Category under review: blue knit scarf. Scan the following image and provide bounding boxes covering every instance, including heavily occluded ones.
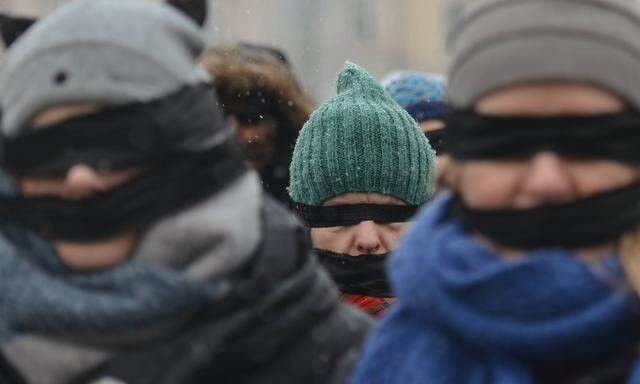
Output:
[351,195,640,384]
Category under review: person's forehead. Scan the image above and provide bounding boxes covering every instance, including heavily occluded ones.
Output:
[475,83,626,116]
[30,103,100,128]
[324,193,406,206]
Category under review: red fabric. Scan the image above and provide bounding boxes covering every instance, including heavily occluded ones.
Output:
[339,293,396,317]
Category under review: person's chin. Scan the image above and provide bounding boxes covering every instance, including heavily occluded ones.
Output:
[53,232,138,271]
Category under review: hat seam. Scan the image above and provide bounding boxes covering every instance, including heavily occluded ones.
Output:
[351,96,364,194]
[325,102,341,200]
[316,104,334,203]
[404,114,421,204]
[306,109,322,205]
[363,91,385,194]
[406,114,425,204]
[387,103,411,202]
[379,105,403,199]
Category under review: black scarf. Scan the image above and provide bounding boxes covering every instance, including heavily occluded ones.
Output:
[451,180,640,249]
[315,249,392,297]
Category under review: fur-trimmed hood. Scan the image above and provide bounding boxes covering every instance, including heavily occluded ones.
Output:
[201,44,314,129]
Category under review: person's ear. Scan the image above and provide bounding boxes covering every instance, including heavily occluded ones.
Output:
[0,14,36,48]
[166,0,207,27]
[440,157,461,191]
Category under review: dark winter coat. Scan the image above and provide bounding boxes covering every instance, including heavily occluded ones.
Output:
[0,197,373,384]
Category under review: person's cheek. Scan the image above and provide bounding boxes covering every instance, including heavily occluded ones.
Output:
[391,222,409,240]
[382,223,408,251]
[459,161,524,209]
[310,227,352,254]
[568,160,639,197]
[19,177,65,197]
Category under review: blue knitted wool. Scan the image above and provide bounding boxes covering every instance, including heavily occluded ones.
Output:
[382,71,446,122]
[351,195,640,384]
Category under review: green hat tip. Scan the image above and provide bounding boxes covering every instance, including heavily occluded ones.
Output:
[336,61,385,97]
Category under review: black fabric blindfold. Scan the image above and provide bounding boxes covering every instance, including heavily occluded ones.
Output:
[293,203,419,228]
[0,138,247,242]
[3,83,225,176]
[445,110,640,163]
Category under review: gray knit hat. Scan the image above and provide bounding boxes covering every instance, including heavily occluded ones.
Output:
[448,0,640,109]
[0,0,208,138]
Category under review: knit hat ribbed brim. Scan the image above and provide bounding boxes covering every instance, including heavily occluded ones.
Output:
[288,62,436,206]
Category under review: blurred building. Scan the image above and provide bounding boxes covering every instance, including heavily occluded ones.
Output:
[210,0,469,100]
[0,0,468,100]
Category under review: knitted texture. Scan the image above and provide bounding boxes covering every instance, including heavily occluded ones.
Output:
[289,62,435,206]
[382,71,446,121]
[351,195,640,384]
[447,0,640,109]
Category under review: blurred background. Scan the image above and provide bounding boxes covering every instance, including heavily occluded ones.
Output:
[0,0,467,101]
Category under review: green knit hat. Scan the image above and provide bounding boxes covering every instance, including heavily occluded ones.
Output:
[288,61,436,206]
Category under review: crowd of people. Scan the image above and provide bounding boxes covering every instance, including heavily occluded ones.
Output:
[0,0,640,383]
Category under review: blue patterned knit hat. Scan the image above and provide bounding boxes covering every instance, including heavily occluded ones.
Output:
[382,71,446,122]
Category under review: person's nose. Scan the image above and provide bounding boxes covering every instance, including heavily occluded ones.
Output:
[353,220,383,255]
[518,152,575,206]
[62,164,106,200]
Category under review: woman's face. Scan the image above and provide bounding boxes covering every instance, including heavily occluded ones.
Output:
[310,193,409,256]
[454,83,639,256]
